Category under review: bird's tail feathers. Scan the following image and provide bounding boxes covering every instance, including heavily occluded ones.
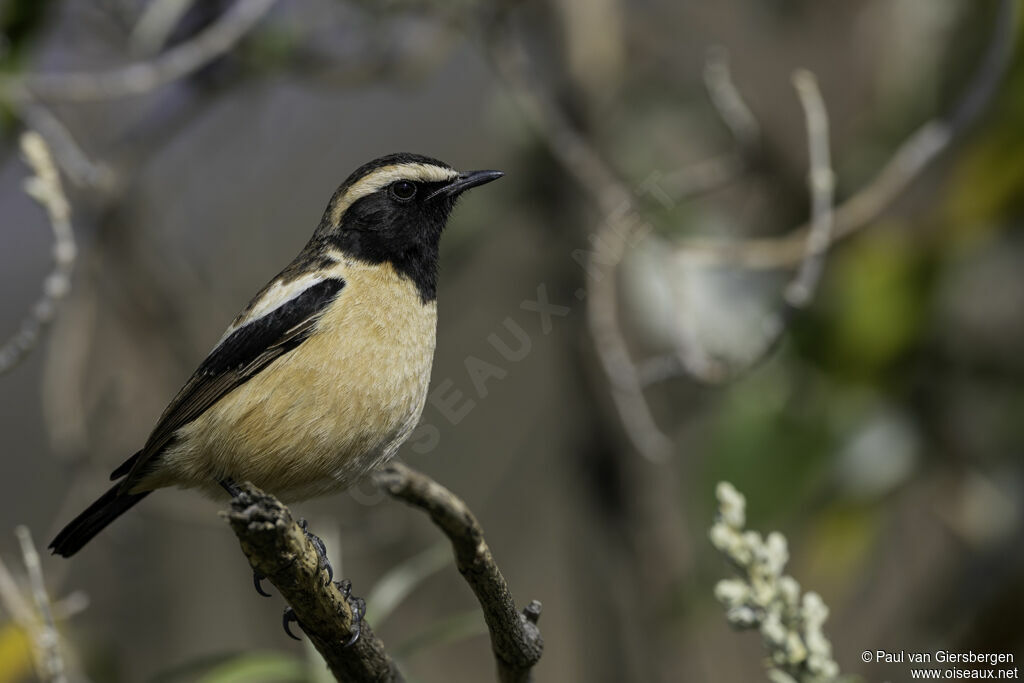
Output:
[49,483,149,557]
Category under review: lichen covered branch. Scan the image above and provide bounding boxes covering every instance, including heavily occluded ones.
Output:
[224,483,403,683]
[374,462,543,683]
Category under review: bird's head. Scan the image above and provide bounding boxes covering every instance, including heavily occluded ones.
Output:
[313,153,503,301]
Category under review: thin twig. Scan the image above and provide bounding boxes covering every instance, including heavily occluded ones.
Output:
[488,28,673,462]
[0,132,76,377]
[785,70,835,310]
[15,526,67,683]
[130,0,199,56]
[674,0,1017,269]
[704,47,760,149]
[656,47,757,199]
[0,555,35,626]
[374,462,543,683]
[485,23,767,459]
[643,70,835,385]
[14,95,117,190]
[8,0,276,101]
[224,484,404,683]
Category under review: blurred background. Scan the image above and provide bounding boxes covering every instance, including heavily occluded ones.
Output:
[0,0,1022,681]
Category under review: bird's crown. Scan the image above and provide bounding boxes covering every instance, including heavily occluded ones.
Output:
[326,153,459,226]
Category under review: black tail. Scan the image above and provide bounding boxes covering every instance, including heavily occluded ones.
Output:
[49,483,150,557]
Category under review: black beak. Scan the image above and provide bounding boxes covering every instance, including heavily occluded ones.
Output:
[428,169,504,200]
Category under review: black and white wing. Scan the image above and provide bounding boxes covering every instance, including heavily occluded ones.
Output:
[112,276,345,484]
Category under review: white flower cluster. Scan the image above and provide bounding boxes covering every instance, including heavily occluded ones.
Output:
[710,482,840,683]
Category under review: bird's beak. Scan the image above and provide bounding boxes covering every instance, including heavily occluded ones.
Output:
[428,170,504,200]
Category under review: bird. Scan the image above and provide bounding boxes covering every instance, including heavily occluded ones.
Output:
[49,153,503,560]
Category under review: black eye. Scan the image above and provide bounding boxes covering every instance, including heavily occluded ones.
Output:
[390,181,417,201]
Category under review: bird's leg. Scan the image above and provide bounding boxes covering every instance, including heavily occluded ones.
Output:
[219,478,274,597]
[297,518,334,582]
[219,478,243,498]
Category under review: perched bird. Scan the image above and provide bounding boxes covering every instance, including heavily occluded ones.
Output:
[50,153,503,558]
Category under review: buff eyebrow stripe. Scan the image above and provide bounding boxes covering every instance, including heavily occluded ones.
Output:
[201,278,346,376]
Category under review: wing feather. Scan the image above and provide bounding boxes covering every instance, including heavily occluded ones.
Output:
[116,277,345,486]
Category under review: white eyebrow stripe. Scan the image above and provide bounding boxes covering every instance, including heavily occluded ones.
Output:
[218,271,335,344]
[329,162,458,225]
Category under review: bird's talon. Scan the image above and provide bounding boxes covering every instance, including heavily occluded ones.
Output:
[343,623,361,648]
[340,583,365,648]
[253,570,272,597]
[283,606,302,641]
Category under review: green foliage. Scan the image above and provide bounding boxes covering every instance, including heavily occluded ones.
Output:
[0,0,56,67]
[943,10,1024,242]
[799,228,927,378]
[393,610,487,659]
[195,652,306,683]
[703,365,833,523]
[152,652,305,683]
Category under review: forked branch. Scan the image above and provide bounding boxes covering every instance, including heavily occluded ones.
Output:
[225,464,543,683]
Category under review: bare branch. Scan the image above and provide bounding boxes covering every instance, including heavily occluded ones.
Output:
[658,48,756,199]
[703,46,760,149]
[785,69,836,310]
[488,29,673,462]
[0,554,35,627]
[9,0,276,102]
[374,462,543,683]
[674,0,1016,269]
[0,132,77,377]
[643,70,835,385]
[14,96,117,190]
[15,526,68,683]
[224,484,404,683]
[130,0,200,56]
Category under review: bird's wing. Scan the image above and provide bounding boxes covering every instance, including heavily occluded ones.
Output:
[114,277,346,485]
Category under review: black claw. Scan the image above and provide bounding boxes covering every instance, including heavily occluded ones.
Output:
[342,590,366,648]
[253,570,272,597]
[335,578,352,597]
[297,519,334,582]
[283,607,302,641]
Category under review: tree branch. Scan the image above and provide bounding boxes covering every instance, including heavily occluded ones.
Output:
[674,0,1017,269]
[374,462,544,683]
[639,69,835,386]
[224,484,404,683]
[14,526,68,683]
[487,25,674,462]
[0,132,77,378]
[6,0,276,102]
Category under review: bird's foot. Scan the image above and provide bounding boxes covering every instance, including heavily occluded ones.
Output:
[251,519,331,597]
[280,581,365,647]
[297,518,334,582]
[335,578,366,647]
